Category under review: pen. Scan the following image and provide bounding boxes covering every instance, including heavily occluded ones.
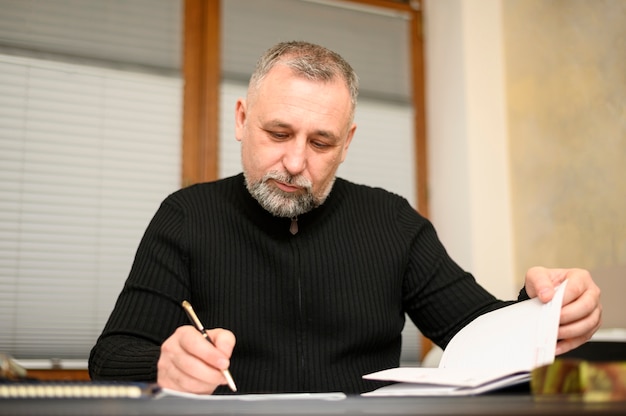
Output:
[181,300,237,392]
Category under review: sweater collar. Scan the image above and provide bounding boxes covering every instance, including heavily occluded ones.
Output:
[233,173,340,237]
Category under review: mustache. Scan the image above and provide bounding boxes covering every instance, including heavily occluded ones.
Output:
[262,171,312,190]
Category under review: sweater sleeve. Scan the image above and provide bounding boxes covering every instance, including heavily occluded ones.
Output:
[397,202,515,349]
[88,198,191,381]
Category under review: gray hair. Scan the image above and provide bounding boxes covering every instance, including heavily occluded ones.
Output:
[248,41,359,120]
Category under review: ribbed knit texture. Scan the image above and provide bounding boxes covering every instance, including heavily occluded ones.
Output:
[89,174,515,394]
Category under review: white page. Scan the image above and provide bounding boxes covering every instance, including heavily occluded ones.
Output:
[439,279,567,371]
[362,281,567,396]
[362,383,458,397]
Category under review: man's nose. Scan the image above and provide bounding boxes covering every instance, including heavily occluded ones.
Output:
[282,139,307,175]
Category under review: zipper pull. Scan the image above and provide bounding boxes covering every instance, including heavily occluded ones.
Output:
[289,217,298,235]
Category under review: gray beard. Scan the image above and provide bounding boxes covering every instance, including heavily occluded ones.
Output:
[244,171,333,218]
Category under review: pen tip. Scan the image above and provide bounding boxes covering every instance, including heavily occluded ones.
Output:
[225,371,237,392]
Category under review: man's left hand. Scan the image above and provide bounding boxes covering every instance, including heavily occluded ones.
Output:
[524,266,602,355]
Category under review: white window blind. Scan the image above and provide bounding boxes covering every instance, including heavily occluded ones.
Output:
[0,0,422,365]
[0,0,181,71]
[0,54,182,359]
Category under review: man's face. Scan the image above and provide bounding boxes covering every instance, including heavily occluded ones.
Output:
[235,64,356,217]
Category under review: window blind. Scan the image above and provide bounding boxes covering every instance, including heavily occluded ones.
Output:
[0,0,181,71]
[0,54,182,359]
[0,0,421,365]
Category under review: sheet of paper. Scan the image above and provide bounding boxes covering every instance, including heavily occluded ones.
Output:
[439,279,567,371]
[157,388,346,401]
[362,383,458,397]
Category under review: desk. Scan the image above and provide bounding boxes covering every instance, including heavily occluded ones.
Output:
[2,394,625,416]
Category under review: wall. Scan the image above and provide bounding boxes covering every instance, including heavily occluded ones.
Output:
[502,0,626,328]
[424,0,625,327]
[424,0,516,300]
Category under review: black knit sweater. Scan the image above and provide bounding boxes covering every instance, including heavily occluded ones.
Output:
[88,174,515,394]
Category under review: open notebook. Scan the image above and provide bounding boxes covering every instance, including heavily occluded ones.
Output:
[362,280,568,396]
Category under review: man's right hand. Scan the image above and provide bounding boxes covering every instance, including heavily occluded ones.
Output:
[157,325,236,394]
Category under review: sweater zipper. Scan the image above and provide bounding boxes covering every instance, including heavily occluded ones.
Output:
[290,225,305,390]
[297,271,305,387]
[289,216,298,235]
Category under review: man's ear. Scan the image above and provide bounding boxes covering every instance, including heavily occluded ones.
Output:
[234,99,247,142]
[339,123,357,163]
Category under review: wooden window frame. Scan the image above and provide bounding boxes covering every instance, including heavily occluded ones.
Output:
[182,0,431,358]
[182,0,220,188]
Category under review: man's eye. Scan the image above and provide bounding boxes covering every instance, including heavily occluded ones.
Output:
[270,131,289,140]
[311,140,330,150]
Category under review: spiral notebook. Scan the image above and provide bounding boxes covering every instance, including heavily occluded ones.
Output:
[0,380,159,399]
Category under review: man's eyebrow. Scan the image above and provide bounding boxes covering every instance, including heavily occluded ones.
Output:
[315,129,340,142]
[263,119,340,142]
[263,119,291,129]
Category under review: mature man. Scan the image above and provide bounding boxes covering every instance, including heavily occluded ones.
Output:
[89,41,601,395]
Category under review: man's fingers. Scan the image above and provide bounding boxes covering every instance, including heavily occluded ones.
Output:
[560,287,600,325]
[158,359,226,394]
[556,301,602,355]
[524,267,568,301]
[157,325,233,394]
[207,328,236,356]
